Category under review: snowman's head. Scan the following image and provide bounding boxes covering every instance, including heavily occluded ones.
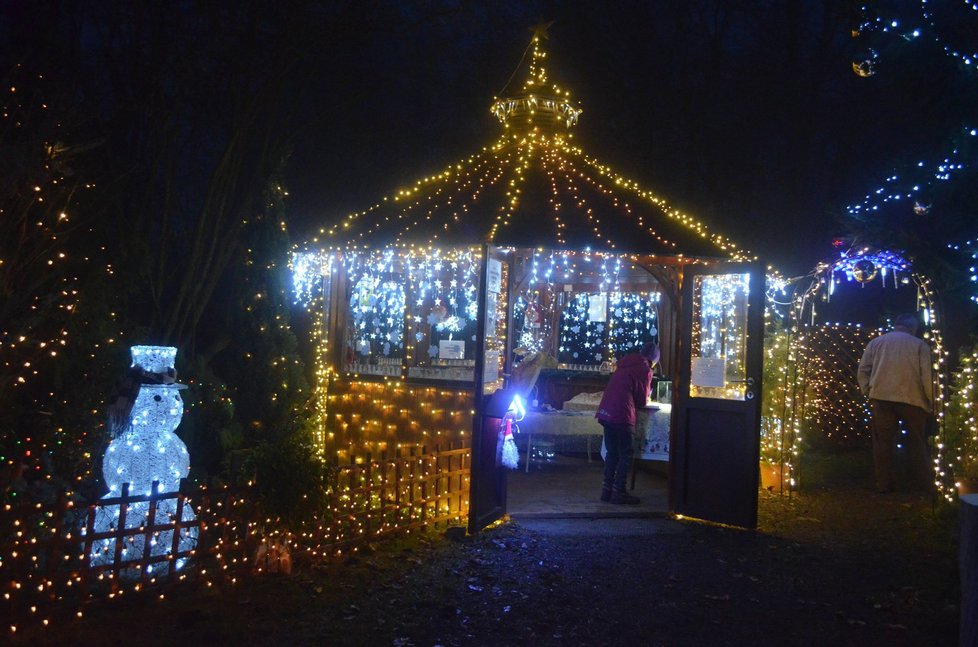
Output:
[131,385,184,434]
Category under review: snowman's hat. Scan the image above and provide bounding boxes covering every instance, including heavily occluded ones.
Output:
[129,345,188,389]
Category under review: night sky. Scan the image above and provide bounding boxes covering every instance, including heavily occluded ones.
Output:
[279,1,972,276]
[3,1,973,295]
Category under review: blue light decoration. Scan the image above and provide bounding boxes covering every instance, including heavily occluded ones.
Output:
[828,248,911,296]
[408,248,480,362]
[86,346,197,576]
[844,129,976,218]
[853,1,978,69]
[948,239,978,304]
[846,2,977,222]
[290,250,332,305]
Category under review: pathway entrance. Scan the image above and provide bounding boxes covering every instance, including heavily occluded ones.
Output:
[506,455,669,518]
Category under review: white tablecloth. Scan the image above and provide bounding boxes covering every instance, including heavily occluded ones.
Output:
[518,404,672,470]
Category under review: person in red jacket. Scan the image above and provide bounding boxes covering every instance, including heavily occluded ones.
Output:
[596,342,659,504]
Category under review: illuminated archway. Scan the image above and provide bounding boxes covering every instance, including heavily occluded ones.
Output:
[765,248,951,498]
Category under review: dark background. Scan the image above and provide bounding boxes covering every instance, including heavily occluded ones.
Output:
[278,1,975,277]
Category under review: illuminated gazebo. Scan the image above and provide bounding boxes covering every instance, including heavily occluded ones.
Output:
[292,26,761,534]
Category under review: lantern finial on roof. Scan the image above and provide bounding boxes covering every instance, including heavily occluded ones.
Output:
[490,23,582,137]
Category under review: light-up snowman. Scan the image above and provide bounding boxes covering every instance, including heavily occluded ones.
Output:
[87,346,197,575]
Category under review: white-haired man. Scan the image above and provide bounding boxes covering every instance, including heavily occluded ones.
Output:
[857,313,935,493]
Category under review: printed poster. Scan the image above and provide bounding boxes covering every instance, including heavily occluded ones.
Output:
[691,356,726,388]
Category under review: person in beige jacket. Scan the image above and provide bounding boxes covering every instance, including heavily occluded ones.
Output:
[857,313,935,493]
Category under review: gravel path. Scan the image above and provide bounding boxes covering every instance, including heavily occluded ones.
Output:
[18,451,961,647]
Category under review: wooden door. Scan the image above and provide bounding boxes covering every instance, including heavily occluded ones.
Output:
[671,261,764,528]
[468,245,511,532]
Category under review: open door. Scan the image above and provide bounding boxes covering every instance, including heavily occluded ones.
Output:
[671,260,764,528]
[468,245,511,533]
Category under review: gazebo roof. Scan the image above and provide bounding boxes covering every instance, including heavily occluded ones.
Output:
[307,26,749,260]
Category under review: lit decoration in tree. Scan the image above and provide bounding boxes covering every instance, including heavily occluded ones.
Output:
[845,1,977,280]
[851,48,880,77]
[853,1,978,68]
[948,238,978,304]
[86,346,197,575]
[844,130,976,218]
[1,64,104,488]
[828,249,910,293]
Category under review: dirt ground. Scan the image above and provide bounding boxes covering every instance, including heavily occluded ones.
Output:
[15,448,962,646]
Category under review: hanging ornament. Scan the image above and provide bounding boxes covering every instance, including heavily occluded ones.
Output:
[525,301,542,328]
[851,48,879,77]
[428,303,448,325]
[913,200,932,216]
[852,259,878,283]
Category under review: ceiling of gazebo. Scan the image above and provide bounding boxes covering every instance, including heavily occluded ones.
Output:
[305,27,749,262]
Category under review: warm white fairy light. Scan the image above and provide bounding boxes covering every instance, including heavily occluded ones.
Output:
[296,28,748,260]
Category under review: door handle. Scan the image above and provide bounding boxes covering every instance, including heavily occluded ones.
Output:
[728,377,755,385]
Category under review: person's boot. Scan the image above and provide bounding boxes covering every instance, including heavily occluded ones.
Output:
[600,485,612,502]
[610,488,640,504]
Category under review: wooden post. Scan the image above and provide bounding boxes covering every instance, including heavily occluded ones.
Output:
[420,446,429,524]
[395,447,403,525]
[111,482,130,592]
[365,454,373,539]
[169,479,187,579]
[435,444,442,520]
[45,491,68,583]
[140,480,160,584]
[961,494,978,646]
[80,501,98,597]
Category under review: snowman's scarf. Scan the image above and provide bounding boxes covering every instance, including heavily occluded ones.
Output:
[106,366,178,438]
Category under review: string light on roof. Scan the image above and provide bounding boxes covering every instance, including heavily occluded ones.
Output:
[303,26,747,259]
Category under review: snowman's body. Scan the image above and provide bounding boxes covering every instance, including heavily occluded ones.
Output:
[87,347,197,576]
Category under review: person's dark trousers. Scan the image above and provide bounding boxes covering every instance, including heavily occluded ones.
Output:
[869,399,931,492]
[600,422,635,492]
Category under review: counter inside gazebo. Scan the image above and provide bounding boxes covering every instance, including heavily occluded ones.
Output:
[292,27,762,533]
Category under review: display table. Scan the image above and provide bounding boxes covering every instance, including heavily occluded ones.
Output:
[562,392,671,462]
[518,410,603,472]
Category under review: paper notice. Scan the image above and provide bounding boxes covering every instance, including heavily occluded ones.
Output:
[483,350,499,383]
[439,340,465,360]
[691,357,725,388]
[588,293,607,322]
[487,259,502,294]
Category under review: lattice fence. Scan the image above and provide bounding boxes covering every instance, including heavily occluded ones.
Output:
[2,443,469,633]
[794,325,880,444]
